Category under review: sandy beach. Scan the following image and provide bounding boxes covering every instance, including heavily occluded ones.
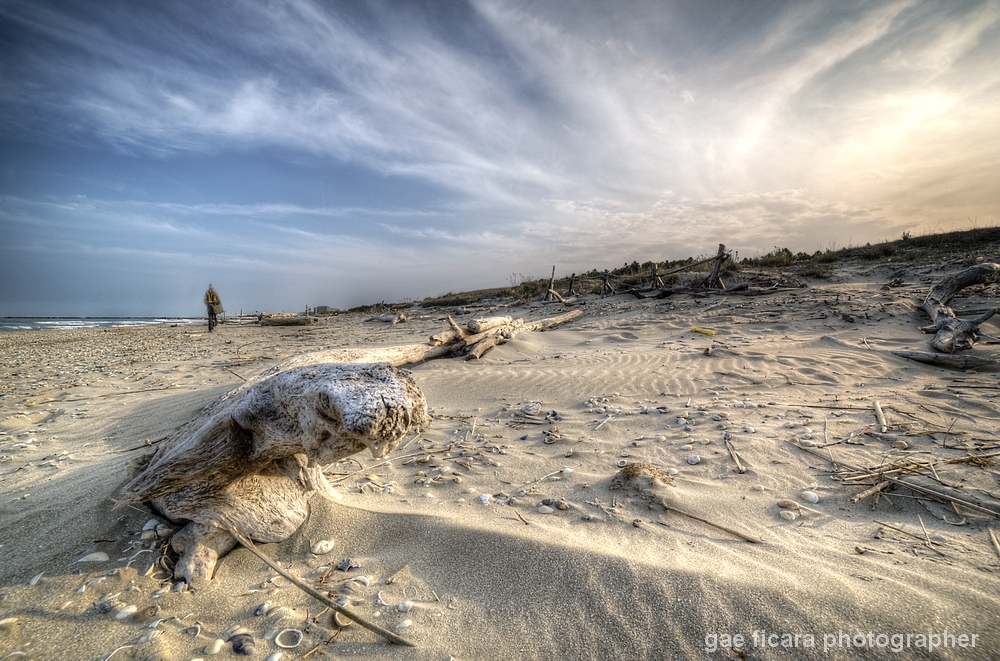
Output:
[2,252,1000,660]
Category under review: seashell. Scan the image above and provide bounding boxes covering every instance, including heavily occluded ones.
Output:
[801,491,820,504]
[155,524,173,538]
[555,499,570,511]
[229,632,256,656]
[666,468,678,476]
[743,427,755,433]
[274,628,303,649]
[332,611,354,628]
[135,629,162,644]
[891,440,908,450]
[77,552,110,563]
[29,572,44,586]
[397,600,414,612]
[680,444,694,451]
[255,600,273,616]
[310,539,336,555]
[930,534,948,543]
[800,434,812,440]
[115,605,138,620]
[204,638,224,655]
[265,606,296,625]
[478,494,491,505]
[779,510,798,521]
[134,604,159,623]
[142,519,160,531]
[141,530,157,540]
[538,505,555,514]
[265,654,284,661]
[687,455,701,465]
[777,499,799,510]
[799,440,817,447]
[397,619,413,630]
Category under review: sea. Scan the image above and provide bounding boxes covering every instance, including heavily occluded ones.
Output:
[0,317,204,332]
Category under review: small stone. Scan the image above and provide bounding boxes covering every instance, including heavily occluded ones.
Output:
[397,601,414,612]
[538,505,555,514]
[801,491,820,504]
[397,619,413,630]
[799,440,817,447]
[115,605,138,620]
[310,539,336,555]
[687,455,701,465]
[204,638,224,655]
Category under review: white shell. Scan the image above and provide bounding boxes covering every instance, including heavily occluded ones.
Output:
[799,440,817,447]
[538,505,555,514]
[397,601,414,612]
[801,491,820,504]
[77,552,110,563]
[255,600,273,616]
[28,572,43,586]
[687,455,701,465]
[779,510,798,521]
[397,619,413,630]
[114,605,138,620]
[310,539,336,555]
[205,638,224,654]
[265,653,284,661]
[142,518,160,531]
[274,628,303,649]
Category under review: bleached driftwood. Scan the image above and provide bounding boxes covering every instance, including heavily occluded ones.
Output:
[119,308,584,584]
[119,363,427,585]
[367,312,410,325]
[920,263,1000,353]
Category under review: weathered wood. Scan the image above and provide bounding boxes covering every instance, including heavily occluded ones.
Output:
[367,312,410,325]
[260,315,317,326]
[119,363,427,585]
[544,265,556,301]
[702,243,728,290]
[467,316,514,333]
[429,316,469,346]
[921,263,1000,353]
[547,289,578,306]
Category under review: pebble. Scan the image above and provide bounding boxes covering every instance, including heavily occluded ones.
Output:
[397,619,413,630]
[311,539,336,555]
[680,444,694,451]
[538,505,555,514]
[666,468,678,475]
[743,426,755,433]
[265,654,284,661]
[397,600,414,612]
[930,534,948,543]
[777,499,799,509]
[801,491,820,504]
[204,638,224,655]
[799,440,817,447]
[686,455,701,465]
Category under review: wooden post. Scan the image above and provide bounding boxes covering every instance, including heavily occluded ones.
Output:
[601,270,610,298]
[706,244,728,290]
[567,273,577,297]
[545,265,556,301]
[649,264,658,289]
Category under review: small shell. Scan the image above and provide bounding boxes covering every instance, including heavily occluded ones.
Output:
[310,539,336,555]
[891,440,908,450]
[114,605,138,620]
[134,604,159,623]
[229,632,256,656]
[397,601,414,612]
[332,611,354,628]
[686,455,701,465]
[801,491,820,504]
[779,510,798,521]
[204,638,225,655]
[777,499,800,510]
[274,628,303,649]
[538,505,555,514]
[255,600,273,616]
[265,654,284,661]
[680,444,694,451]
[666,468,678,475]
[77,552,110,563]
[142,518,160,531]
[397,619,413,630]
[28,572,44,586]
[799,439,817,447]
[930,534,948,543]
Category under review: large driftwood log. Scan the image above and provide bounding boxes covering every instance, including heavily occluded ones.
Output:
[920,263,1000,353]
[119,308,583,585]
[119,363,427,585]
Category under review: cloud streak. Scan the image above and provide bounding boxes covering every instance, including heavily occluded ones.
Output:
[1,0,998,315]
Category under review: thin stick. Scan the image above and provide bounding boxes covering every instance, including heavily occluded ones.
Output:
[851,481,889,504]
[989,529,1000,559]
[874,401,887,433]
[873,520,948,557]
[724,438,746,473]
[230,532,415,647]
[223,367,247,381]
[659,500,762,543]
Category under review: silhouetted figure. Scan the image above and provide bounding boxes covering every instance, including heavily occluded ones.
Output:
[204,285,222,332]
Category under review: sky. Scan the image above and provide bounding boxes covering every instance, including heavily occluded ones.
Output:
[1,0,998,317]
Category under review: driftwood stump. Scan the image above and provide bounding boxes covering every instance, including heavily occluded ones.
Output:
[118,363,427,585]
[919,263,1000,353]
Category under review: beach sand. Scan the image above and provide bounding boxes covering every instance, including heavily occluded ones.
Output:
[1,254,999,660]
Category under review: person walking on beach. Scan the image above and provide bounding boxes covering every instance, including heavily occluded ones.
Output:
[204,284,222,332]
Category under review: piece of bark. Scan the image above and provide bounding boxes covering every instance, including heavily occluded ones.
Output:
[118,363,427,585]
[920,263,1000,353]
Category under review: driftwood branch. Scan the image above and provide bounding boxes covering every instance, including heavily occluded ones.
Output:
[920,263,1000,354]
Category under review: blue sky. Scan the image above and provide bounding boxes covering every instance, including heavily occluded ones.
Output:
[1,0,998,316]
